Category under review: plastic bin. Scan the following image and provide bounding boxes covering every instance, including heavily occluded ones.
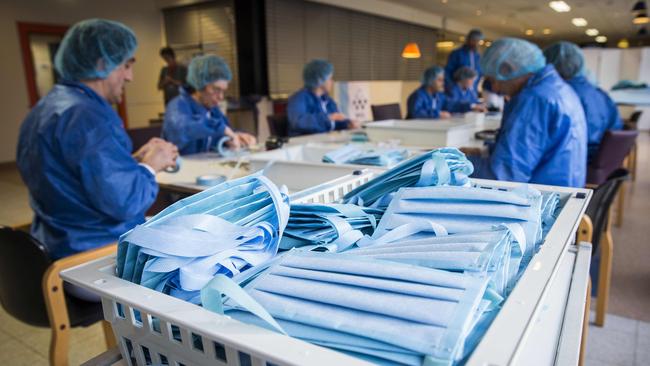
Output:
[61,179,591,366]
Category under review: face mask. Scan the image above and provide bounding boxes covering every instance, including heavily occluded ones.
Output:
[343,148,474,209]
[322,145,409,167]
[280,203,382,252]
[202,251,495,365]
[372,184,542,260]
[116,172,289,303]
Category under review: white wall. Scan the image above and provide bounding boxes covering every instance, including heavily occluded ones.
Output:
[332,80,421,120]
[0,0,167,163]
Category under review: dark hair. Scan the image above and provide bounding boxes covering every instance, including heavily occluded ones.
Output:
[453,66,477,82]
[160,46,175,58]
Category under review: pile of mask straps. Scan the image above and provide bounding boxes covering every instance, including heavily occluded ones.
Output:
[322,144,410,167]
[117,147,561,365]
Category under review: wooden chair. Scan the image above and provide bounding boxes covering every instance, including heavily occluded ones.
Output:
[0,225,117,366]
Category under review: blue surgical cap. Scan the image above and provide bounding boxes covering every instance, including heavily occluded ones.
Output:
[421,66,444,86]
[54,19,137,81]
[480,38,546,81]
[543,41,585,80]
[303,59,334,89]
[187,55,232,90]
[453,66,477,82]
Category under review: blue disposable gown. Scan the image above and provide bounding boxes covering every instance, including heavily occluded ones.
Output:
[445,45,481,92]
[162,87,229,155]
[446,83,480,113]
[567,75,623,161]
[287,88,349,137]
[470,65,587,187]
[406,86,449,119]
[16,81,158,259]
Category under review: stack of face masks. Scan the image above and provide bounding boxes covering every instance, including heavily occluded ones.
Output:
[204,251,498,366]
[343,148,474,209]
[370,185,543,262]
[322,145,409,167]
[280,203,383,252]
[541,192,561,241]
[116,172,289,304]
[348,226,522,298]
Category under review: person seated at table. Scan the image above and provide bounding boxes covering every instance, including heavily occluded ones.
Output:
[163,55,256,155]
[406,66,451,119]
[446,66,486,113]
[17,19,179,261]
[467,38,587,187]
[287,59,361,137]
[543,41,622,162]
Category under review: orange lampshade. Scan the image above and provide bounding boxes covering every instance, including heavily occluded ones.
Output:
[402,42,421,58]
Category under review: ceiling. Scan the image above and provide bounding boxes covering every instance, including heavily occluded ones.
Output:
[398,0,646,45]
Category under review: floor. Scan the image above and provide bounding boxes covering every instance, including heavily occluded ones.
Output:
[0,133,648,365]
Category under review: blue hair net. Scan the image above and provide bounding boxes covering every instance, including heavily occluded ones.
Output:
[303,59,334,89]
[543,41,585,80]
[421,66,444,86]
[453,66,477,82]
[54,19,137,81]
[480,38,546,81]
[187,55,232,90]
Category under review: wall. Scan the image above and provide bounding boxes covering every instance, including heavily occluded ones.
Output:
[0,0,167,163]
[331,80,421,120]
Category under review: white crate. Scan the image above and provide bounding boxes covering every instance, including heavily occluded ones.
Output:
[157,153,378,194]
[62,179,591,366]
[248,142,421,173]
[364,119,476,147]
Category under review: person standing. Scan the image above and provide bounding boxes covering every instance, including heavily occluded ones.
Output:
[445,29,483,93]
[158,47,187,105]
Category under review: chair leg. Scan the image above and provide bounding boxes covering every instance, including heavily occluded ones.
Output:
[630,144,637,182]
[615,179,627,227]
[595,215,614,327]
[43,269,71,366]
[579,278,592,366]
[577,215,593,244]
[102,320,117,349]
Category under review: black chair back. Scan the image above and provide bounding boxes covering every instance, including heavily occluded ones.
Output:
[371,103,402,120]
[624,110,643,130]
[267,114,289,138]
[0,226,52,327]
[585,169,630,252]
[587,130,638,185]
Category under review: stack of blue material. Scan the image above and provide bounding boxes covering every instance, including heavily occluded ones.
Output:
[214,251,500,365]
[280,203,383,252]
[343,147,474,209]
[322,145,409,167]
[116,172,289,304]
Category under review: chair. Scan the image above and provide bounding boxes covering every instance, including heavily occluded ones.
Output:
[266,114,289,138]
[126,125,162,153]
[623,110,642,131]
[623,111,641,182]
[579,169,630,327]
[0,226,117,365]
[371,103,402,121]
[587,130,638,227]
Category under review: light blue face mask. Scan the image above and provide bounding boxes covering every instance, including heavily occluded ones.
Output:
[280,203,382,252]
[540,191,561,241]
[202,251,495,365]
[371,184,543,261]
[349,224,525,297]
[116,172,290,303]
[322,145,409,167]
[343,147,474,209]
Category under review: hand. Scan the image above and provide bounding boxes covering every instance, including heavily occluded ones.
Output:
[439,111,451,119]
[237,132,257,147]
[348,120,362,129]
[132,137,167,162]
[328,112,347,121]
[459,147,482,157]
[225,134,242,150]
[141,140,179,172]
[472,103,487,112]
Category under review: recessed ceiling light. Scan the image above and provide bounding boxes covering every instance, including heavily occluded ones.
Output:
[549,1,571,12]
[595,35,608,43]
[586,28,599,36]
[571,18,588,27]
[525,29,535,36]
[618,39,630,48]
[543,28,552,34]
[485,41,492,47]
[436,41,455,48]
[441,0,448,4]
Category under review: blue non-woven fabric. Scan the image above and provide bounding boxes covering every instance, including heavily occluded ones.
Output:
[322,145,409,167]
